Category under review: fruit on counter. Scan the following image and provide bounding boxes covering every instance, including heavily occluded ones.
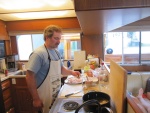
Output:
[86,70,93,77]
[90,64,95,70]
[84,65,90,72]
[89,61,98,69]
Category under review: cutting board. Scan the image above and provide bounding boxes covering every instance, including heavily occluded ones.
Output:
[74,51,86,69]
[109,60,127,113]
[59,84,84,97]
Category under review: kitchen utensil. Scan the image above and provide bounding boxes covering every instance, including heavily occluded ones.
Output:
[65,90,82,97]
[75,91,113,113]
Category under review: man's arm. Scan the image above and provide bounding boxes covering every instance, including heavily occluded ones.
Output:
[26,70,43,110]
[61,66,80,77]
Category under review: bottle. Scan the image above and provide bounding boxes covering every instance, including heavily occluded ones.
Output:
[100,62,104,70]
[22,63,26,75]
[99,62,108,82]
[67,60,71,69]
[5,69,8,76]
[22,63,26,70]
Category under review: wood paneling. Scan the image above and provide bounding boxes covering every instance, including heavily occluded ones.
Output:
[76,7,150,35]
[5,17,80,32]
[10,36,18,55]
[81,34,104,59]
[74,0,150,35]
[122,65,150,72]
[0,20,9,40]
[112,16,150,32]
[74,0,150,11]
[5,40,12,56]
[0,81,5,113]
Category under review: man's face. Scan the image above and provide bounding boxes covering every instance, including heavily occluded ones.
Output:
[47,31,61,49]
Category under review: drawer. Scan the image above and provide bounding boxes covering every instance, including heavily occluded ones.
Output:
[4,97,13,111]
[3,88,11,101]
[2,79,11,90]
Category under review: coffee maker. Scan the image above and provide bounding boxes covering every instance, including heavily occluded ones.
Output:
[6,55,18,71]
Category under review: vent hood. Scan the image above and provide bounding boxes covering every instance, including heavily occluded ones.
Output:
[74,0,150,35]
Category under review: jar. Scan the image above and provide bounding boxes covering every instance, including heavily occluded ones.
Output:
[5,69,8,76]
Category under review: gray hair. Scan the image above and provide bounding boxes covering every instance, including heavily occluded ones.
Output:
[43,25,62,41]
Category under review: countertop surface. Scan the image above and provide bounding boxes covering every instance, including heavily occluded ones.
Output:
[49,81,111,113]
[0,70,26,81]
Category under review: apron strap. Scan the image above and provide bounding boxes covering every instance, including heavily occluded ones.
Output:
[37,45,51,88]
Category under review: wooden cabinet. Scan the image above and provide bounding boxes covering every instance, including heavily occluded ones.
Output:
[0,20,10,40]
[5,36,18,56]
[11,78,38,113]
[1,79,15,113]
[10,36,18,55]
[5,40,12,56]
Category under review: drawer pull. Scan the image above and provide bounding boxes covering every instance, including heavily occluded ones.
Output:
[2,86,6,90]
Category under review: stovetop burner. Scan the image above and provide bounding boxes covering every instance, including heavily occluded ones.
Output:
[63,101,79,111]
[56,98,84,113]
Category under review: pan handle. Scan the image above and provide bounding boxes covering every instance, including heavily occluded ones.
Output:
[102,107,113,113]
[75,99,101,113]
[38,110,42,113]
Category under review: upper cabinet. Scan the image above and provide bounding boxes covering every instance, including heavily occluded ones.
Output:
[0,20,9,40]
[5,36,18,56]
[10,36,18,55]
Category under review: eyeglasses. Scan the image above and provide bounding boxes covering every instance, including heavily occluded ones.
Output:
[54,37,61,41]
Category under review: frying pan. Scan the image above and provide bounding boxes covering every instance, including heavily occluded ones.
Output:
[75,91,113,113]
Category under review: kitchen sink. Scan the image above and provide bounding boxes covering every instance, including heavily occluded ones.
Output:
[14,70,26,75]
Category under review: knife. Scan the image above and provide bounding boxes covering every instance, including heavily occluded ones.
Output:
[65,90,82,98]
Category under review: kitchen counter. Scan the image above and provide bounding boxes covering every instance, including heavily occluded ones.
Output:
[0,70,26,81]
[49,81,111,113]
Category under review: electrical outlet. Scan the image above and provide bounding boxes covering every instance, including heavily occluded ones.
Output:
[12,78,16,84]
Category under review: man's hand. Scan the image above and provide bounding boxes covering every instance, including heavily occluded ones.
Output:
[71,70,80,78]
[33,98,43,111]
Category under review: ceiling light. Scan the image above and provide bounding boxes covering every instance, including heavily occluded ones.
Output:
[11,11,68,19]
[0,0,44,10]
[44,0,66,7]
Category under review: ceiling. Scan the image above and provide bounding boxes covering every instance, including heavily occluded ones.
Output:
[1,0,150,35]
[0,0,76,21]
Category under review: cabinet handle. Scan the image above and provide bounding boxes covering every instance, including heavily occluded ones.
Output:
[6,108,13,113]
[2,86,6,90]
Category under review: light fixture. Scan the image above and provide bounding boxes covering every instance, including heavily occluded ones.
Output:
[0,0,44,10]
[11,11,68,19]
[44,0,66,7]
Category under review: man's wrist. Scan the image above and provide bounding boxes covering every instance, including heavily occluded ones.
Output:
[70,70,73,75]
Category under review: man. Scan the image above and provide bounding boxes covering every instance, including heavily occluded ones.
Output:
[26,25,80,113]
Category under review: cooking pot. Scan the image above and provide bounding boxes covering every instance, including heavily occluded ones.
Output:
[75,91,113,113]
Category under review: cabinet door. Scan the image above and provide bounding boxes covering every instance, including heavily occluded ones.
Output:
[14,87,33,113]
[10,36,18,55]
[0,81,5,113]
[0,20,9,40]
[12,78,39,113]
[5,40,12,56]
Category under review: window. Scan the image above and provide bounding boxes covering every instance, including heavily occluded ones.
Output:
[104,31,150,65]
[17,35,33,60]
[141,32,150,64]
[17,33,81,60]
[57,33,81,59]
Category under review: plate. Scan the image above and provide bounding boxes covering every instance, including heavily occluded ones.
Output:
[64,75,83,84]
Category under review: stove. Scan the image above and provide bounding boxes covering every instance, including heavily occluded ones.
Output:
[63,101,79,111]
[50,98,84,113]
